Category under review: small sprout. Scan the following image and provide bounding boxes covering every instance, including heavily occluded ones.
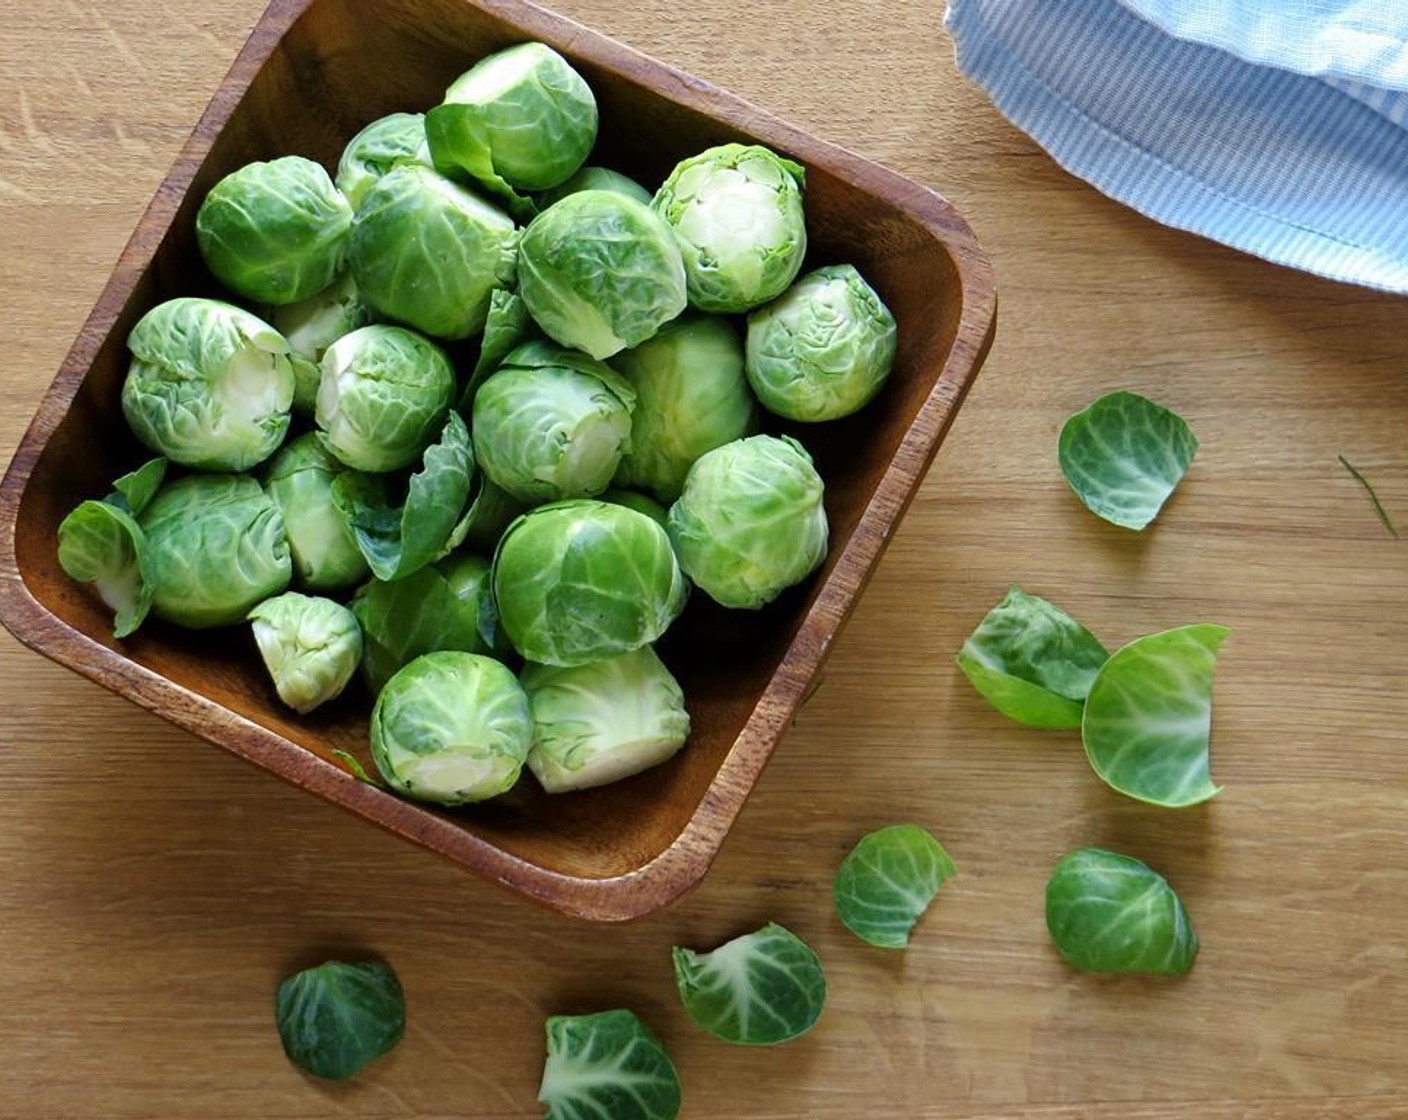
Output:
[539,165,653,208]
[1059,391,1199,530]
[270,274,374,416]
[673,922,826,1046]
[833,825,956,949]
[249,592,362,714]
[1338,455,1399,538]
[336,112,432,212]
[275,960,405,1079]
[196,156,353,306]
[1046,848,1199,976]
[538,1009,681,1120]
[1082,624,1228,808]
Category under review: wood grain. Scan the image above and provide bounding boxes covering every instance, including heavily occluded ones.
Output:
[1,0,1405,1116]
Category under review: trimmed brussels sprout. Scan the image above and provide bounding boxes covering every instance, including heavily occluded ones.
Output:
[652,143,807,313]
[539,1010,682,1120]
[336,112,432,211]
[275,960,404,1080]
[610,314,757,502]
[666,434,828,609]
[493,500,687,666]
[425,42,597,204]
[270,274,374,416]
[140,474,291,628]
[1046,848,1199,976]
[745,264,898,422]
[518,190,687,360]
[370,651,532,804]
[521,647,690,792]
[539,165,652,208]
[196,156,353,305]
[248,592,362,714]
[122,298,294,472]
[472,342,636,504]
[349,164,518,340]
[600,488,668,526]
[263,434,378,591]
[315,324,455,473]
[834,825,956,949]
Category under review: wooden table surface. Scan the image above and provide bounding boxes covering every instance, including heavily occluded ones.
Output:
[3,1,1406,1116]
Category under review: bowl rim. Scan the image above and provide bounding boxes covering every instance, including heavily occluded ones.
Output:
[0,0,997,922]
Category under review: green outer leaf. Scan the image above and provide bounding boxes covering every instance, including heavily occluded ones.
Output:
[330,749,384,787]
[955,657,1086,730]
[1045,847,1199,976]
[538,1009,681,1120]
[672,922,826,1046]
[459,289,537,411]
[274,960,404,1080]
[57,500,153,639]
[833,825,956,949]
[1082,624,1228,808]
[109,457,168,516]
[1059,391,1199,530]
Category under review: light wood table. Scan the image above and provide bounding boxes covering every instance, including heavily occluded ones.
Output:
[2,2,1405,1116]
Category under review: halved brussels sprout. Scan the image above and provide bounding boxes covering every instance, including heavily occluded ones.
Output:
[521,647,690,792]
[315,324,455,473]
[666,434,828,609]
[745,264,897,422]
[538,165,651,208]
[122,298,294,472]
[140,474,291,628]
[249,592,362,714]
[518,190,687,360]
[370,651,532,804]
[196,156,353,305]
[652,144,807,313]
[349,164,518,340]
[270,274,375,416]
[610,314,757,502]
[336,112,432,212]
[493,500,687,666]
[263,434,379,591]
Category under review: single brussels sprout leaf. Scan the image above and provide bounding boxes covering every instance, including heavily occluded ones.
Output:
[370,651,532,804]
[271,274,375,416]
[653,143,808,314]
[1338,455,1399,539]
[538,165,652,208]
[109,457,168,516]
[338,412,475,582]
[600,488,668,527]
[274,959,405,1080]
[1045,848,1199,976]
[673,922,826,1046]
[330,748,385,787]
[336,112,432,212]
[249,592,363,714]
[458,477,528,555]
[57,500,152,639]
[459,288,538,411]
[197,156,353,306]
[1082,624,1228,807]
[955,586,1110,730]
[833,825,956,949]
[539,1009,681,1120]
[1059,391,1199,530]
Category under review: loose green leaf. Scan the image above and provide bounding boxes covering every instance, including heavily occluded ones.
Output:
[673,922,826,1046]
[57,500,153,639]
[330,749,384,787]
[1059,391,1199,530]
[1045,847,1199,975]
[834,825,955,949]
[1338,455,1399,539]
[459,288,537,411]
[538,1009,681,1120]
[274,960,404,1080]
[1082,624,1228,807]
[956,586,1110,729]
[109,457,168,516]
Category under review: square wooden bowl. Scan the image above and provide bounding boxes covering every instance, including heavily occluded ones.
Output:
[0,0,995,921]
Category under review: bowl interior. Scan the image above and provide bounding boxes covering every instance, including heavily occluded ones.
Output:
[10,0,970,888]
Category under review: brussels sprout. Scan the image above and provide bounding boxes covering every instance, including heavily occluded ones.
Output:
[352,553,501,695]
[493,500,687,666]
[610,314,757,502]
[745,264,898,422]
[652,143,807,313]
[518,190,687,360]
[248,592,362,714]
[472,342,636,504]
[425,42,597,204]
[538,165,652,208]
[270,274,375,416]
[336,112,432,211]
[349,164,518,340]
[370,651,532,804]
[539,1010,682,1120]
[666,434,828,609]
[315,324,455,473]
[196,156,353,305]
[600,488,668,526]
[521,647,690,793]
[122,298,294,472]
[139,474,291,628]
[833,825,956,949]
[263,434,377,591]
[275,960,404,1080]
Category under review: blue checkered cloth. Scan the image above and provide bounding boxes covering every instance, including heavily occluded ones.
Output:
[946,0,1408,292]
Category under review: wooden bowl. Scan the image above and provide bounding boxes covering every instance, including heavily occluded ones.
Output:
[0,0,995,921]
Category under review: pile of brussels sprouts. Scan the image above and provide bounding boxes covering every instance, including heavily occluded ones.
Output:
[57,41,899,806]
